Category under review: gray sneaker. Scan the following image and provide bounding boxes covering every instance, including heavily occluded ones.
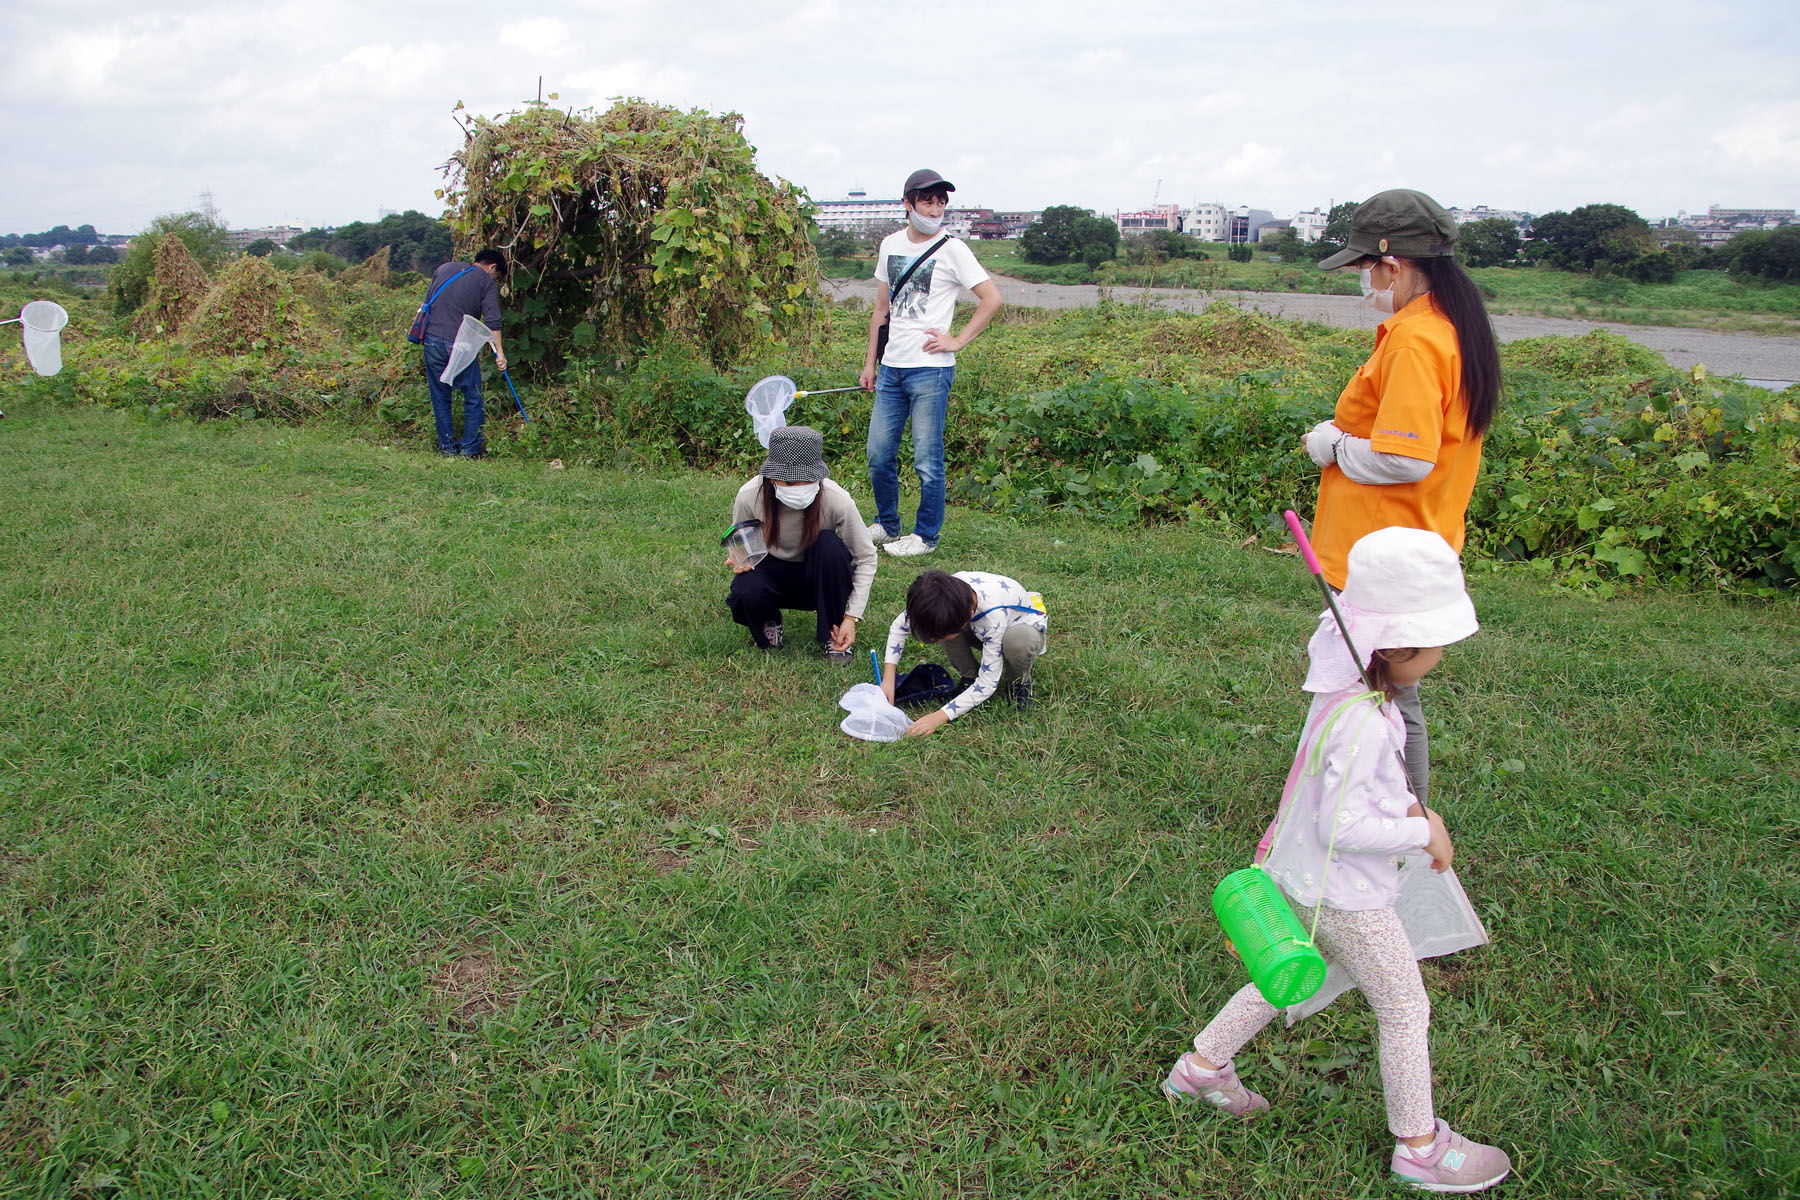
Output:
[1010,678,1034,711]
[866,521,896,545]
[1161,1055,1269,1119]
[760,621,783,650]
[1391,1120,1511,1192]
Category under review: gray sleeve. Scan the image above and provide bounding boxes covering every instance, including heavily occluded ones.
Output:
[1336,434,1435,485]
[482,276,502,331]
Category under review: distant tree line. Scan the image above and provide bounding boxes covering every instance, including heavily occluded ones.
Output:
[287,211,453,275]
[0,224,104,249]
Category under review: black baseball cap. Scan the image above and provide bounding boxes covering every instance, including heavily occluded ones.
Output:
[1317,189,1458,270]
[902,168,955,198]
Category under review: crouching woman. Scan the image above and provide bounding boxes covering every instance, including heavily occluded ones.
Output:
[726,426,879,662]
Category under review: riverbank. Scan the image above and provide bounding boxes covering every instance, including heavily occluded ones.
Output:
[824,275,1800,386]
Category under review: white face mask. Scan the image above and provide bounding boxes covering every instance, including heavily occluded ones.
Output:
[908,209,944,236]
[1359,267,1397,315]
[774,482,820,510]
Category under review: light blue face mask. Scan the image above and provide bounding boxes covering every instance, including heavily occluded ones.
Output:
[908,209,945,236]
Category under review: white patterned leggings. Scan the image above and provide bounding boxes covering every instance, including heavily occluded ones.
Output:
[1192,903,1434,1138]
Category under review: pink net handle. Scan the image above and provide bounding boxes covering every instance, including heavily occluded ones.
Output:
[1283,510,1322,577]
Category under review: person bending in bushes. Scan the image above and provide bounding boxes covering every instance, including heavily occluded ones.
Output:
[419,248,508,458]
[879,569,1046,737]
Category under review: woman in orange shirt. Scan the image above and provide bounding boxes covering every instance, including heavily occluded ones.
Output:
[1304,189,1502,805]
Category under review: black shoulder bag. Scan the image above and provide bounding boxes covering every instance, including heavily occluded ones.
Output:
[874,236,950,362]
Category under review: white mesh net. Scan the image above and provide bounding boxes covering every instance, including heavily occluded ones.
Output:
[439,313,494,384]
[837,682,910,742]
[19,300,68,377]
[744,375,796,448]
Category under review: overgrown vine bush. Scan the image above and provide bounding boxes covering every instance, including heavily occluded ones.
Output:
[441,99,819,372]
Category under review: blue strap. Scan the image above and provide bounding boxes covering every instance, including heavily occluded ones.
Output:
[972,604,1044,621]
[424,265,476,309]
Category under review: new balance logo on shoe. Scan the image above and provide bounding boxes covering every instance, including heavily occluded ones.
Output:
[1443,1149,1466,1171]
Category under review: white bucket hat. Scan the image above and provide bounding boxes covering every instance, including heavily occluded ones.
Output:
[1304,527,1479,693]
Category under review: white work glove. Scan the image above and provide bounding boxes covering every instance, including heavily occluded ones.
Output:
[1304,419,1342,467]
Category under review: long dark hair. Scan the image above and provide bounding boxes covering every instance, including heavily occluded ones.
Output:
[1415,256,1501,437]
[760,476,821,549]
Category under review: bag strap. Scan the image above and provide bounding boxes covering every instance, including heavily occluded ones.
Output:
[422,265,476,310]
[886,236,950,301]
[971,603,1045,622]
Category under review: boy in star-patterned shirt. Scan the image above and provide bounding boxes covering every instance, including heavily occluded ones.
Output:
[879,570,1047,738]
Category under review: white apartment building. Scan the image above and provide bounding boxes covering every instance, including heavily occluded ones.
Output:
[1448,206,1529,227]
[1291,209,1328,242]
[812,190,907,231]
[1184,202,1230,242]
[227,225,303,251]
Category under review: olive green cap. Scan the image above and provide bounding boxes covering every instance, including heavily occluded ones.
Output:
[1317,189,1459,269]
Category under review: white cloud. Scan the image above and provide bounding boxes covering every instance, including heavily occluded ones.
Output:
[1188,90,1246,116]
[1070,48,1125,75]
[0,0,1795,233]
[1713,102,1800,168]
[500,18,582,58]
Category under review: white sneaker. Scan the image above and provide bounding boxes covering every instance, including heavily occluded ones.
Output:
[882,534,937,557]
[866,521,896,545]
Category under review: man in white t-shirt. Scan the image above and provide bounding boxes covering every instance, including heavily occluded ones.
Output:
[857,168,1003,557]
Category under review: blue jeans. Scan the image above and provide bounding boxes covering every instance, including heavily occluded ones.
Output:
[422,335,484,455]
[867,364,954,545]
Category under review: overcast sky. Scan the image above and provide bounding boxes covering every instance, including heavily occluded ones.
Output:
[4,0,1796,236]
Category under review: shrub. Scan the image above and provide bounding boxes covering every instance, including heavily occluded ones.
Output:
[132,235,211,339]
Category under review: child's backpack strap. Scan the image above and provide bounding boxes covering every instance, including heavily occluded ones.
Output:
[971,593,1047,622]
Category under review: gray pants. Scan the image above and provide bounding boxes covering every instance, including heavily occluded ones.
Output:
[942,624,1045,687]
[1395,683,1429,805]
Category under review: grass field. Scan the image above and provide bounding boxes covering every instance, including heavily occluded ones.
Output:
[2,402,1796,1198]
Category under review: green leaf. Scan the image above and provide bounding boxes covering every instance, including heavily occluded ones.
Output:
[210,1100,229,1123]
[1594,544,1646,575]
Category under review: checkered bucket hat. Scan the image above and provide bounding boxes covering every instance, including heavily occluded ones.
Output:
[760,426,828,483]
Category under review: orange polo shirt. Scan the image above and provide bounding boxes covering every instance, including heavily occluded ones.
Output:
[1312,294,1484,589]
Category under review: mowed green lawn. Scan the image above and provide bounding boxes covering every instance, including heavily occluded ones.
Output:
[2,403,1795,1199]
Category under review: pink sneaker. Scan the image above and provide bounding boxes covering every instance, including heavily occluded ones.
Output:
[1391,1119,1511,1192]
[1161,1054,1269,1118]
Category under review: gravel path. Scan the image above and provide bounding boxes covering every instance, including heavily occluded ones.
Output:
[824,276,1800,385]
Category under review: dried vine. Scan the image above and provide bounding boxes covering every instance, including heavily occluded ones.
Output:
[441,99,819,372]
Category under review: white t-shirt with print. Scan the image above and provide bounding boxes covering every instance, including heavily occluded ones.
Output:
[874,230,990,368]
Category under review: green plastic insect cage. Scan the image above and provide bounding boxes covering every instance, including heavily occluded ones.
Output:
[1211,867,1328,1008]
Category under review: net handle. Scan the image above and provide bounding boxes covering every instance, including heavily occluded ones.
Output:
[1283,509,1378,695]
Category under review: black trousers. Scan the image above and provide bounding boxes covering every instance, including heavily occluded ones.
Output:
[726,529,854,648]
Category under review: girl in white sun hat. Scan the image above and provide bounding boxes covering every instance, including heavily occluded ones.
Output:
[1164,526,1511,1193]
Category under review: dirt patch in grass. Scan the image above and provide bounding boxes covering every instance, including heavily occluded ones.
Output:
[1144,303,1297,369]
[589,1009,651,1039]
[433,946,522,1030]
[646,848,689,875]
